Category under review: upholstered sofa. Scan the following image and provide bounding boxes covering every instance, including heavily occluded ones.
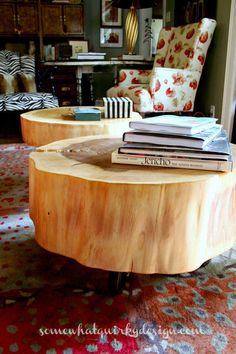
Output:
[0,50,58,111]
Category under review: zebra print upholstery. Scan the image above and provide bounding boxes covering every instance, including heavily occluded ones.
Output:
[0,93,59,111]
[19,55,37,93]
[0,50,21,94]
[0,50,58,111]
[0,50,21,76]
[20,55,35,75]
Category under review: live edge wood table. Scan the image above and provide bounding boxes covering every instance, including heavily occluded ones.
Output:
[29,135,236,291]
[20,106,142,147]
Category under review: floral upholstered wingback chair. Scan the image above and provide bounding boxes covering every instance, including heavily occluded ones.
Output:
[107,18,216,114]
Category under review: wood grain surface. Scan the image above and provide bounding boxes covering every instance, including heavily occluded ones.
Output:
[29,135,236,274]
[20,106,142,146]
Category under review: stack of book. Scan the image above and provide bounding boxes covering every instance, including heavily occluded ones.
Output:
[111,115,233,172]
[77,52,106,60]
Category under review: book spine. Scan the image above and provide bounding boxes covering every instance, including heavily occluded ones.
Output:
[121,97,128,118]
[112,97,117,118]
[103,97,108,118]
[117,97,124,118]
[111,152,233,172]
[117,97,121,118]
[126,97,133,117]
[107,97,113,118]
[125,97,131,118]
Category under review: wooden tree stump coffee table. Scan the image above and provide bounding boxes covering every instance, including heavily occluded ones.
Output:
[29,135,236,289]
[21,106,142,147]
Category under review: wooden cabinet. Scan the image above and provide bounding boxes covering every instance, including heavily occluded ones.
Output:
[41,4,84,36]
[0,1,84,37]
[41,5,63,36]
[0,2,38,36]
[42,65,78,107]
[0,3,15,35]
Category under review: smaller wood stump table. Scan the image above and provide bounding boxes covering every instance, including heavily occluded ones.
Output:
[29,135,236,275]
[21,106,142,146]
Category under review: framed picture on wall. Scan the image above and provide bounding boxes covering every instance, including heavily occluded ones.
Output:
[69,40,89,58]
[100,28,123,47]
[101,0,122,27]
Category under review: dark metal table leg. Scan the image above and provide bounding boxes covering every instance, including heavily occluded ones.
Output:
[108,271,126,294]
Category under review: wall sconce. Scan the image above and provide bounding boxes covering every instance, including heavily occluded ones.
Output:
[112,0,155,55]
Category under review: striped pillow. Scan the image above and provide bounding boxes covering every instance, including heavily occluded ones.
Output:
[0,74,18,94]
[20,55,35,75]
[6,51,21,75]
[0,50,21,75]
[0,51,20,93]
[19,73,37,93]
[19,55,37,92]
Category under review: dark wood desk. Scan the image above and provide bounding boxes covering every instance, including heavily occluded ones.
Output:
[42,59,153,106]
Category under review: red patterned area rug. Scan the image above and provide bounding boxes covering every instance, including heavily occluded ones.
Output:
[0,143,236,354]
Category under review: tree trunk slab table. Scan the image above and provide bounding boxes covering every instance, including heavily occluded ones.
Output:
[29,135,236,276]
[21,106,142,147]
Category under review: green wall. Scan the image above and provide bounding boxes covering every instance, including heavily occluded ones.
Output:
[195,0,231,118]
[84,0,151,58]
[84,0,232,118]
[84,0,128,58]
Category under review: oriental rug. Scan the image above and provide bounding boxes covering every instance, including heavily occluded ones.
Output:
[0,143,236,354]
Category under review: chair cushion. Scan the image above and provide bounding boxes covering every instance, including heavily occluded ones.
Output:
[19,73,37,93]
[153,27,174,68]
[164,19,216,71]
[20,55,35,75]
[164,22,200,69]
[0,74,19,94]
[2,92,58,111]
[0,50,21,75]
[18,55,37,92]
[5,51,21,76]
[0,96,4,111]
[0,58,9,75]
[0,50,20,93]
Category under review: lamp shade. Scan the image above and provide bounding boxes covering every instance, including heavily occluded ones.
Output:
[112,0,155,9]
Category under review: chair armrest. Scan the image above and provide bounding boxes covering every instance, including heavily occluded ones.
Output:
[118,69,152,86]
[149,67,201,93]
[149,68,202,112]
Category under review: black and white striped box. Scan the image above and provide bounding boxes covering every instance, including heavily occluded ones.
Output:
[103,97,133,118]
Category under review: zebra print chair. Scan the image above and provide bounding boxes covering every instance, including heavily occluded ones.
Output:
[0,50,58,111]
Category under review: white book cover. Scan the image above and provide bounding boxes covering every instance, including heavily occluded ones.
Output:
[121,97,128,118]
[129,115,218,135]
[122,54,144,60]
[111,150,233,172]
[123,125,222,149]
[118,147,230,161]
[77,55,105,60]
[77,52,106,56]
[125,97,133,117]
[107,97,113,119]
[120,129,231,156]
[103,97,108,118]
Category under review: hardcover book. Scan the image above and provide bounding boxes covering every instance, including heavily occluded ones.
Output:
[77,52,106,60]
[129,115,218,135]
[73,108,101,121]
[119,129,231,160]
[111,150,233,172]
[123,125,222,149]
